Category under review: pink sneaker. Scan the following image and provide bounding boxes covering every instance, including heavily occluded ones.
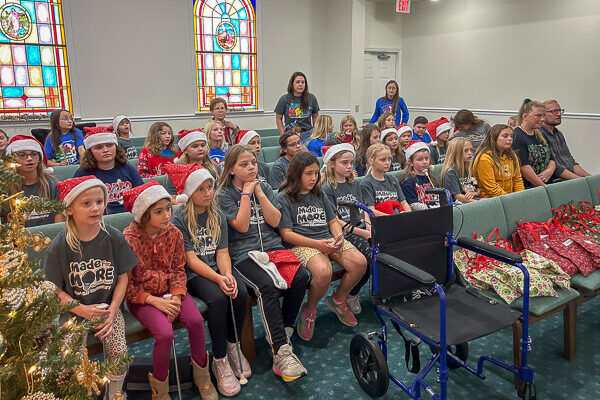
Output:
[325,295,357,327]
[296,303,316,341]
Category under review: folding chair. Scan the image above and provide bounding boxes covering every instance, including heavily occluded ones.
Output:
[348,189,535,399]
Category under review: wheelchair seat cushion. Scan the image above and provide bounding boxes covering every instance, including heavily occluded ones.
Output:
[376,285,521,346]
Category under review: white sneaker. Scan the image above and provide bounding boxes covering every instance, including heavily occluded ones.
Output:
[272,344,307,382]
[226,341,252,379]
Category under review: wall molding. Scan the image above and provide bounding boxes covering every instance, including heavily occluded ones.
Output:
[408,106,600,121]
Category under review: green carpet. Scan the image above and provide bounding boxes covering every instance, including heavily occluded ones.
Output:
[124,285,600,399]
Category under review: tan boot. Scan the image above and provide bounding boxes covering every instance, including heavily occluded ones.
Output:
[148,372,171,400]
[192,353,218,400]
[106,372,127,400]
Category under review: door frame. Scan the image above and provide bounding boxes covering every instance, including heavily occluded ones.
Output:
[363,48,403,120]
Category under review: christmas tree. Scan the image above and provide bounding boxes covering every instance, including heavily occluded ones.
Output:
[0,160,131,399]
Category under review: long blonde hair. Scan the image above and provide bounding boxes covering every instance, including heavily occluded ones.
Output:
[365,143,390,176]
[517,99,546,144]
[217,144,256,189]
[309,114,333,141]
[205,120,228,151]
[177,145,219,177]
[401,148,438,186]
[182,184,221,247]
[64,207,107,256]
[335,115,359,145]
[144,122,176,156]
[321,150,355,188]
[441,137,472,186]
[473,124,520,178]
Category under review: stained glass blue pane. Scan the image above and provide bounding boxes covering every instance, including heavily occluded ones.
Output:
[216,86,228,95]
[231,19,239,34]
[198,70,203,84]
[2,87,23,97]
[54,4,60,22]
[42,66,56,86]
[241,70,249,86]
[219,2,227,14]
[21,1,36,23]
[238,8,247,20]
[232,54,240,69]
[26,46,41,66]
[0,31,9,43]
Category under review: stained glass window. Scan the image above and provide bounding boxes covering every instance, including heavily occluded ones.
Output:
[194,0,258,112]
[0,0,72,117]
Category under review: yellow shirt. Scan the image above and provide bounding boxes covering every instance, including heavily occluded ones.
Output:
[474,151,525,198]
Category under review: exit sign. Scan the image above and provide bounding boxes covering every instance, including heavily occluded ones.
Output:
[396,0,411,13]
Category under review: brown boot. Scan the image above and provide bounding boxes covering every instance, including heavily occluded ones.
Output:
[192,353,218,400]
[148,372,171,400]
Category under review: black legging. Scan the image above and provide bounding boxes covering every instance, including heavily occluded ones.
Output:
[345,233,372,296]
[187,270,248,359]
[235,257,309,353]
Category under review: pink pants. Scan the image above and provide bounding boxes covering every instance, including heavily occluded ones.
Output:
[128,294,206,381]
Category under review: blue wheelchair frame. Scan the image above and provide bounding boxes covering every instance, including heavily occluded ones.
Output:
[350,194,534,400]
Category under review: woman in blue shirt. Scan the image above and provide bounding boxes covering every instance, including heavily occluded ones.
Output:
[369,80,409,126]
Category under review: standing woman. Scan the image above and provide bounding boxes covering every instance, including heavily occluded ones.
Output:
[275,72,320,143]
[369,80,409,127]
[210,98,239,146]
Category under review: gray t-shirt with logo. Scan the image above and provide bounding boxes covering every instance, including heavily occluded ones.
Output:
[23,179,59,227]
[360,174,406,206]
[172,208,228,279]
[118,138,138,159]
[217,182,284,266]
[322,181,366,228]
[453,122,491,150]
[268,156,290,190]
[275,191,337,241]
[274,93,320,132]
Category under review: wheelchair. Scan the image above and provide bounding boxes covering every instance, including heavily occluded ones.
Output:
[347,189,536,399]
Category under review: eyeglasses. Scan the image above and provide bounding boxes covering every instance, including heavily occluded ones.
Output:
[287,140,302,148]
[15,152,40,160]
[546,108,565,115]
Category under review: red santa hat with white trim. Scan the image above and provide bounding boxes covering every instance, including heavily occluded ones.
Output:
[380,128,397,142]
[6,135,53,173]
[396,123,413,136]
[163,163,214,204]
[234,130,260,145]
[122,180,172,223]
[177,129,207,152]
[56,175,108,207]
[83,126,117,149]
[426,117,452,143]
[405,140,430,161]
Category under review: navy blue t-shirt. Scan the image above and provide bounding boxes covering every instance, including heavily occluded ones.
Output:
[74,162,144,214]
[401,173,437,206]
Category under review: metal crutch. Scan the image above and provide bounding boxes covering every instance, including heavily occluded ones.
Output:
[229,296,248,385]
[163,294,182,400]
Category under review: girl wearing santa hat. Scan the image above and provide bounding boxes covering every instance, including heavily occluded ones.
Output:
[74,127,144,215]
[5,135,64,226]
[400,141,440,210]
[427,118,452,165]
[45,176,137,399]
[113,115,137,159]
[217,145,309,382]
[167,163,249,397]
[234,129,270,183]
[123,181,218,399]
[206,120,229,165]
[321,144,372,315]
[354,124,380,177]
[137,121,177,178]
[359,143,411,216]
[380,128,404,171]
[276,152,366,339]
[397,124,413,156]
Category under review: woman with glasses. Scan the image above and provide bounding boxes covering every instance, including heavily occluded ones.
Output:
[44,109,85,166]
[4,135,64,226]
[268,130,303,189]
[210,97,239,146]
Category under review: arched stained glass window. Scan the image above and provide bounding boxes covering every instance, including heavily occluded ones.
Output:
[194,0,258,112]
[0,0,72,116]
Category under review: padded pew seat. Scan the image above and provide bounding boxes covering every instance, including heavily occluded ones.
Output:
[479,287,580,316]
[570,270,600,292]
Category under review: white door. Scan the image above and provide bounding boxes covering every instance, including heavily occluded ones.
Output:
[363,52,396,122]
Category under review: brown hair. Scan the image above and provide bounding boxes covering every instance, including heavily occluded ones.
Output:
[144,121,175,156]
[473,124,519,177]
[451,109,484,130]
[335,115,359,146]
[79,144,127,171]
[0,129,8,141]
[287,72,310,112]
[377,112,395,131]
[356,124,379,170]
[49,109,77,154]
[11,161,53,198]
[278,130,301,158]
[413,116,428,126]
[209,97,227,111]
[280,151,321,202]
[217,144,256,189]
[516,99,547,144]
[401,148,438,186]
[137,198,172,231]
[381,80,400,120]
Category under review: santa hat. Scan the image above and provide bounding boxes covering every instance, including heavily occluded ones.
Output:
[322,143,355,169]
[56,176,108,207]
[122,180,172,223]
[380,128,397,142]
[235,130,259,145]
[112,115,131,135]
[426,117,451,142]
[177,129,207,152]
[396,123,413,136]
[163,163,214,204]
[405,140,430,161]
[83,126,117,149]
[6,135,53,173]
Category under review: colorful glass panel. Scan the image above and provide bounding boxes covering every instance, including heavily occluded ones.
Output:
[0,0,72,116]
[194,0,258,112]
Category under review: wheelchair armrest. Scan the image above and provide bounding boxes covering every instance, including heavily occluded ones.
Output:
[376,253,436,284]
[456,237,523,264]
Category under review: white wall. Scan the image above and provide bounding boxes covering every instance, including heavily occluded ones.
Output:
[364,0,403,49]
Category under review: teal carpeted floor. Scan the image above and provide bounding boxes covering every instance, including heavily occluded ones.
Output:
[122,285,600,399]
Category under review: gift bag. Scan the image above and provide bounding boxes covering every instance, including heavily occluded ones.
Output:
[544,219,596,276]
[267,250,302,287]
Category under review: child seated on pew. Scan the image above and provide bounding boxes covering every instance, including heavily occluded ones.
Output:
[44,109,85,166]
[74,128,143,214]
[377,112,396,132]
[276,152,366,338]
[354,124,380,177]
[400,141,440,210]
[234,130,270,183]
[137,121,177,178]
[427,118,451,165]
[268,130,303,189]
[307,114,333,157]
[5,135,63,226]
[321,144,372,314]
[45,176,137,399]
[441,137,480,204]
[359,143,411,216]
[167,163,249,397]
[206,120,229,165]
[113,115,137,159]
[380,128,404,171]
[122,181,217,400]
[334,115,360,148]
[217,145,309,382]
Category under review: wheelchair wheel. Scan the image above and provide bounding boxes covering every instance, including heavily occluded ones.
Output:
[350,333,389,398]
[431,342,469,369]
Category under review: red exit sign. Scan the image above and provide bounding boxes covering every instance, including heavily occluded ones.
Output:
[396,0,411,13]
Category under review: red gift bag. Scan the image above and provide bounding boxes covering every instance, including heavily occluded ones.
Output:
[544,219,595,276]
[267,250,301,287]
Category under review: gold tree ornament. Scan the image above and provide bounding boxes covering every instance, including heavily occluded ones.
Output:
[76,348,101,396]
[21,392,58,400]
